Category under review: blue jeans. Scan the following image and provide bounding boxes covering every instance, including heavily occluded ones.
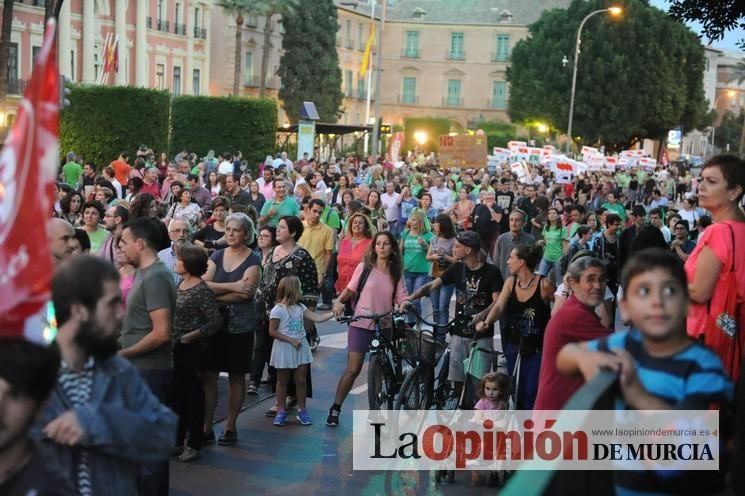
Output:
[430,283,455,336]
[503,341,541,410]
[404,271,431,323]
[537,257,562,284]
[138,368,173,496]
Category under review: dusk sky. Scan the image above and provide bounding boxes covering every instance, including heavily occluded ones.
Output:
[649,0,743,53]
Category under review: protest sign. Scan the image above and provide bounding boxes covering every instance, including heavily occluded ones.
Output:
[438,135,488,168]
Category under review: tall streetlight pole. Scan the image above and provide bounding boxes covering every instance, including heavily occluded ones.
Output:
[370,0,387,160]
[565,6,622,154]
[709,89,736,158]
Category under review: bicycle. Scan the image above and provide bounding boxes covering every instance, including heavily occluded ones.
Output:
[336,310,413,410]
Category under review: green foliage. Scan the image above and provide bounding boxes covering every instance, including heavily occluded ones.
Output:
[277,0,343,123]
[508,0,709,150]
[60,85,169,168]
[714,110,744,152]
[667,0,744,49]
[403,117,451,153]
[170,95,277,174]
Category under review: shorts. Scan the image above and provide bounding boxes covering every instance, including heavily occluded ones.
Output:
[347,325,402,353]
[448,334,493,383]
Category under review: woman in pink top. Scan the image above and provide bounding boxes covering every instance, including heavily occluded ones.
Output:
[685,155,745,370]
[327,231,408,426]
[335,212,374,293]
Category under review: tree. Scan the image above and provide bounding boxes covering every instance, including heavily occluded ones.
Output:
[258,0,298,98]
[218,0,266,96]
[666,0,744,49]
[277,0,342,123]
[0,0,15,117]
[713,110,743,154]
[507,0,709,151]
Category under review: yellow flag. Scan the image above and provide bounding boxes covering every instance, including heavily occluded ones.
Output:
[359,25,375,77]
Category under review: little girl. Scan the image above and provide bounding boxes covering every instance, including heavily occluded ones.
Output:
[268,275,334,426]
[472,372,510,486]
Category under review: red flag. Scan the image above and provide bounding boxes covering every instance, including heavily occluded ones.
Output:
[0,19,59,340]
[101,34,112,74]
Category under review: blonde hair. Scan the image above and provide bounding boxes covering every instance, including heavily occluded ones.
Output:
[275,275,302,306]
[408,210,430,233]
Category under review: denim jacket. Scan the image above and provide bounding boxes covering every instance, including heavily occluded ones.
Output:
[32,355,177,496]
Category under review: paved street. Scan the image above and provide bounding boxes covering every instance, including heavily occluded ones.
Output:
[170,317,501,496]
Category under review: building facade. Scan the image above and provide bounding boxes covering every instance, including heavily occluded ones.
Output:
[2,0,214,126]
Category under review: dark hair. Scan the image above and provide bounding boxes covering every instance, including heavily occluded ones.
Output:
[479,372,510,403]
[52,255,120,326]
[176,188,192,202]
[621,248,688,297]
[514,245,543,271]
[73,228,91,251]
[631,225,668,254]
[576,225,591,237]
[0,338,60,404]
[364,231,402,286]
[534,195,550,212]
[123,217,162,251]
[273,177,286,187]
[546,207,564,229]
[309,198,326,210]
[82,200,104,218]
[120,150,129,160]
[648,207,663,218]
[605,212,621,227]
[259,225,279,246]
[367,190,382,209]
[170,180,185,191]
[177,243,209,277]
[211,196,230,211]
[631,205,647,218]
[111,204,129,224]
[129,192,157,219]
[698,215,712,229]
[60,191,83,214]
[58,182,72,194]
[127,177,144,193]
[280,215,304,241]
[702,154,745,203]
[433,213,456,238]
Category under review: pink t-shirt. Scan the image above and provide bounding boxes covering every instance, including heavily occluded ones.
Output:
[346,263,408,330]
[685,221,745,337]
[474,398,505,411]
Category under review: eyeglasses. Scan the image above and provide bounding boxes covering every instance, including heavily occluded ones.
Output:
[257,234,272,239]
[170,228,190,234]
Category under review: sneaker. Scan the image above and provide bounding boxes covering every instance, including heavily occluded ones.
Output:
[325,406,340,427]
[309,336,321,352]
[178,447,201,462]
[265,406,278,417]
[274,410,288,426]
[202,430,215,446]
[217,430,237,445]
[247,383,258,395]
[296,408,313,425]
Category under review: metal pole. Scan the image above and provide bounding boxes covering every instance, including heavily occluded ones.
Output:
[370,0,386,160]
[565,9,610,155]
[363,1,375,157]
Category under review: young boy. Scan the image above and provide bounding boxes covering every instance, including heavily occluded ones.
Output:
[557,248,733,495]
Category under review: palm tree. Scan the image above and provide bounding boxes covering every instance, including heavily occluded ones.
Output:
[218,0,267,96]
[257,0,297,98]
[0,0,15,116]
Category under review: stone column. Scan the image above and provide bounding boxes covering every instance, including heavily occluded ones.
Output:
[115,0,127,85]
[136,0,148,87]
[184,0,194,94]
[58,0,72,78]
[82,0,95,83]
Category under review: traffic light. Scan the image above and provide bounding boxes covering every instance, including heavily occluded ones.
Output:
[59,75,71,109]
[379,123,392,134]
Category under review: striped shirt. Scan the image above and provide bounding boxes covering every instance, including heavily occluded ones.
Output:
[586,329,733,495]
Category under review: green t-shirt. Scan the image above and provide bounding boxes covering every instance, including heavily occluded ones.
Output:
[542,225,567,262]
[87,227,109,254]
[602,202,626,221]
[321,205,341,231]
[615,172,630,188]
[62,161,82,186]
[401,230,433,273]
[259,197,300,227]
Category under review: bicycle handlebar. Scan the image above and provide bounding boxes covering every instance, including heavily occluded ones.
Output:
[336,311,406,324]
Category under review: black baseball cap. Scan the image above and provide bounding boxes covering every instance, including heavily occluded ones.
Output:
[456,231,481,249]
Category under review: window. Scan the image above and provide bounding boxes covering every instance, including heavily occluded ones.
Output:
[156,63,165,89]
[7,42,17,93]
[158,0,163,22]
[358,23,364,50]
[346,20,353,48]
[245,51,254,85]
[495,34,510,61]
[449,32,464,59]
[404,31,419,57]
[346,69,353,97]
[491,81,507,109]
[173,66,181,96]
[70,49,75,81]
[175,2,181,25]
[32,46,41,66]
[193,69,201,95]
[402,77,416,104]
[194,7,200,30]
[357,73,365,99]
[446,79,461,106]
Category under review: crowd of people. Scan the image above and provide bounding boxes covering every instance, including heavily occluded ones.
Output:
[1,144,744,495]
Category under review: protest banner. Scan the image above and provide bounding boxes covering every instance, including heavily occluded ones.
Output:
[510,161,529,181]
[438,134,488,168]
[507,140,527,152]
[389,132,404,161]
[603,156,617,173]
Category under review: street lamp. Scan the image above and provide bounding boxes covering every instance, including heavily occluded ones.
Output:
[414,131,428,146]
[565,6,623,154]
[709,89,736,157]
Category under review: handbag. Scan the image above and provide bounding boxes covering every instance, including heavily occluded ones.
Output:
[703,223,743,380]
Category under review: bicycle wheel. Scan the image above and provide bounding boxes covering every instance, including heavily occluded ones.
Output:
[395,366,434,410]
[368,353,394,409]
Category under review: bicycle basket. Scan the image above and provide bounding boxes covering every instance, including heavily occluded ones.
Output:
[405,327,447,366]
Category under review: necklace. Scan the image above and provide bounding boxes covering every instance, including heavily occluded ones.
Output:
[516,274,535,290]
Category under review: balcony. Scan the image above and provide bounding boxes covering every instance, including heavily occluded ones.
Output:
[7,78,28,95]
[193,27,207,39]
[146,16,152,29]
[446,50,465,61]
[491,52,510,62]
[488,98,507,110]
[442,96,464,107]
[244,75,280,89]
[398,94,419,105]
[174,23,186,35]
[157,19,170,32]
[401,47,419,58]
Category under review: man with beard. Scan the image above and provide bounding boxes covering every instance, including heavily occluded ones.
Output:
[34,255,176,495]
[98,205,129,266]
[0,337,73,495]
